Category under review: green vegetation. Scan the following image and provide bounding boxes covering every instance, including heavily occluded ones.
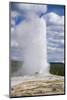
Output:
[50,63,65,76]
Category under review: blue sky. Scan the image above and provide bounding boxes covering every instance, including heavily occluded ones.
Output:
[47,5,64,16]
[11,3,65,63]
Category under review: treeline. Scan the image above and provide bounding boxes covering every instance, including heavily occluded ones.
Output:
[50,63,65,76]
[10,60,65,76]
[11,60,22,74]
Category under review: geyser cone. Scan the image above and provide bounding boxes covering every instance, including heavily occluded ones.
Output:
[16,13,50,75]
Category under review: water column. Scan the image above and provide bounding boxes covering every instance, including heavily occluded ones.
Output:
[16,12,50,75]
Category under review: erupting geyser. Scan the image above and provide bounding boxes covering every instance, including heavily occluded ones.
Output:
[16,7,50,75]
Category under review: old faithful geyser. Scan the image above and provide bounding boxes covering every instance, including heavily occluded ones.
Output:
[16,8,50,75]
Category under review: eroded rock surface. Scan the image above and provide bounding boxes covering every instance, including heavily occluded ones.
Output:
[10,74,64,97]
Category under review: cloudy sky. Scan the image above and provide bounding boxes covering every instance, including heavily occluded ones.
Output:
[10,2,65,63]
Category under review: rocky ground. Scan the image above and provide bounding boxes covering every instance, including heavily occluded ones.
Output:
[10,74,64,97]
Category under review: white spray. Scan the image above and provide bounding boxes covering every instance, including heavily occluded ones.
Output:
[16,10,50,75]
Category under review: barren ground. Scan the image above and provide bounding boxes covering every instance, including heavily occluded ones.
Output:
[10,74,64,97]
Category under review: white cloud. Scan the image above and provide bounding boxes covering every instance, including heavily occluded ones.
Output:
[47,25,64,33]
[11,56,18,60]
[11,40,18,47]
[11,11,18,29]
[15,3,47,16]
[47,46,57,51]
[11,11,20,49]
[11,11,19,18]
[11,27,14,33]
[43,12,64,62]
[11,19,15,26]
[43,12,64,25]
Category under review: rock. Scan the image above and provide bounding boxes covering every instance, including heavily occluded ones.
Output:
[10,74,64,97]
